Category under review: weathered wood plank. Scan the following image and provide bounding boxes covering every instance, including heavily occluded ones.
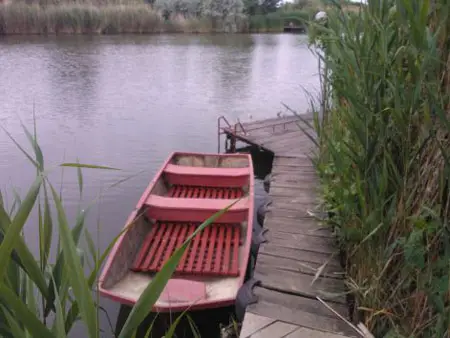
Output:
[269,188,319,199]
[264,229,336,255]
[268,199,318,211]
[273,156,311,166]
[240,116,303,131]
[248,288,354,336]
[254,265,347,304]
[256,253,344,279]
[240,313,276,338]
[263,214,333,238]
[267,208,318,219]
[258,243,341,268]
[249,321,298,338]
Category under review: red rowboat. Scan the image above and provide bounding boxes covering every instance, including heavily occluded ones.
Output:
[98,152,254,312]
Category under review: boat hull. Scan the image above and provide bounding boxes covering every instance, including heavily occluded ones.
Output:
[98,152,254,312]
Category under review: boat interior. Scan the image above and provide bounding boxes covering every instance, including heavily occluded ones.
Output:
[99,153,253,307]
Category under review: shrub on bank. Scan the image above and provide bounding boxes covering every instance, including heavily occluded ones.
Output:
[310,0,449,336]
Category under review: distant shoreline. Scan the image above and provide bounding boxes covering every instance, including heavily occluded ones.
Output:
[0,3,309,35]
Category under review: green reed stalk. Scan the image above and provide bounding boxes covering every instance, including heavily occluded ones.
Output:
[309,0,449,336]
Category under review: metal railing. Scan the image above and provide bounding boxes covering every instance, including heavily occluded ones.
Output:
[217,116,247,153]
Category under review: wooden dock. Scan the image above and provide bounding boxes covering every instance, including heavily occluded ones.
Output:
[221,116,356,338]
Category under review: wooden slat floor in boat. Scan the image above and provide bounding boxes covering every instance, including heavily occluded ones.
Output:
[223,116,357,338]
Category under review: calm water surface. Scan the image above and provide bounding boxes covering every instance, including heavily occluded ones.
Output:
[0,33,319,335]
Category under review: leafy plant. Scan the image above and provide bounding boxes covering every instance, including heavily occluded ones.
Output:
[308,0,449,336]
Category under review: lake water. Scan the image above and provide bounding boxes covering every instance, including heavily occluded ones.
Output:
[0,33,319,336]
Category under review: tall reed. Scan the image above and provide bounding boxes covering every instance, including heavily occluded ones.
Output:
[0,121,237,337]
[0,2,247,34]
[309,0,449,336]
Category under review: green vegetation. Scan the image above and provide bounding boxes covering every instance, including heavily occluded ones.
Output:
[0,0,337,34]
[309,0,449,336]
[0,121,237,337]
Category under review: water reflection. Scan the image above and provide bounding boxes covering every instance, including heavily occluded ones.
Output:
[47,38,101,127]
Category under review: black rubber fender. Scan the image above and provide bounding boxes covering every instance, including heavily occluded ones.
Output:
[251,228,268,257]
[235,278,261,322]
[256,200,271,226]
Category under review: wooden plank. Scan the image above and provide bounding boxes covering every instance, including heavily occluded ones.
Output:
[259,130,305,146]
[269,189,318,200]
[254,264,347,304]
[269,185,318,196]
[268,200,318,211]
[263,214,333,238]
[240,116,302,131]
[264,229,336,255]
[273,156,311,166]
[267,208,317,218]
[256,253,344,279]
[248,288,354,336]
[258,243,341,269]
[249,321,298,338]
[285,327,355,338]
[240,313,275,338]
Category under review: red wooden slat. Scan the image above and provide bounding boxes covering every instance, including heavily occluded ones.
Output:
[148,223,174,271]
[203,227,217,274]
[173,185,180,197]
[193,187,199,198]
[177,224,195,272]
[194,227,209,273]
[160,223,181,267]
[141,223,167,271]
[203,188,209,198]
[214,226,226,274]
[185,224,202,273]
[168,186,175,197]
[132,225,158,271]
[222,225,232,275]
[133,222,241,277]
[199,187,205,198]
[231,226,240,276]
[185,186,191,198]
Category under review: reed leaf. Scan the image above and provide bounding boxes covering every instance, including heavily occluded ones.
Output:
[60,163,120,170]
[0,283,54,337]
[48,183,98,338]
[0,176,42,281]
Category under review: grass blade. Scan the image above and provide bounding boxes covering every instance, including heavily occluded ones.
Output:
[0,175,42,282]
[60,163,120,171]
[50,278,67,338]
[0,126,39,169]
[0,283,55,338]
[76,158,83,198]
[1,305,25,338]
[119,200,239,338]
[48,183,98,338]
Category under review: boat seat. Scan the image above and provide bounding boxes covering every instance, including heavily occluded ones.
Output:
[144,195,249,223]
[131,222,241,277]
[163,164,250,187]
[167,185,244,199]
